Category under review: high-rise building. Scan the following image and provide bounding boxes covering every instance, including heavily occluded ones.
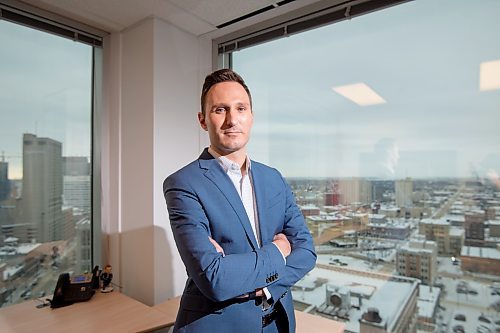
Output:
[0,223,37,243]
[21,133,64,242]
[63,156,90,176]
[464,210,485,245]
[75,218,91,273]
[419,218,464,256]
[63,156,90,214]
[0,158,10,202]
[325,192,340,206]
[396,177,413,208]
[338,178,372,205]
[0,158,14,227]
[63,176,91,213]
[396,239,437,285]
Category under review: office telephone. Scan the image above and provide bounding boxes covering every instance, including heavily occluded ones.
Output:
[50,266,100,308]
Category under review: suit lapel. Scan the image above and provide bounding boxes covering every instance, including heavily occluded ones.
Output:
[250,163,271,245]
[199,149,259,250]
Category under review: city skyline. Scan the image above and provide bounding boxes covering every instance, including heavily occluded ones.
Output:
[234,0,500,178]
[0,132,90,180]
[2,1,500,180]
[0,19,92,179]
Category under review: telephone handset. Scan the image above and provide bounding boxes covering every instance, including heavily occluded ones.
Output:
[50,266,100,308]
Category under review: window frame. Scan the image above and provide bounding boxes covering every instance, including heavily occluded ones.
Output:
[0,0,107,277]
[213,0,411,70]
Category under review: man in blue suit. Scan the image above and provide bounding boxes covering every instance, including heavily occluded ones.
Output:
[164,69,316,332]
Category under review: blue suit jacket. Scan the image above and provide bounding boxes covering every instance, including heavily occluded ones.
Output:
[163,148,316,332]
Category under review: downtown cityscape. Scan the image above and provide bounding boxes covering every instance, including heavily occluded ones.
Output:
[1,132,499,333]
[288,176,500,333]
[1,1,500,333]
[0,134,91,307]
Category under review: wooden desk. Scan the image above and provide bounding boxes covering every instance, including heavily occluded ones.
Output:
[152,296,181,327]
[0,291,170,333]
[295,309,345,333]
[153,296,345,333]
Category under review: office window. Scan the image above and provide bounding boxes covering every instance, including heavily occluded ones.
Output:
[0,13,97,307]
[230,0,500,332]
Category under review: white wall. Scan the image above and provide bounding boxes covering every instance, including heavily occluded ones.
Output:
[102,16,212,305]
[153,17,205,304]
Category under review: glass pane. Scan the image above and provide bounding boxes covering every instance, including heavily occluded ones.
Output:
[233,0,500,332]
[0,20,93,307]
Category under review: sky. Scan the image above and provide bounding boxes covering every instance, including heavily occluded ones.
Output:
[1,0,499,180]
[233,0,500,179]
[0,20,92,179]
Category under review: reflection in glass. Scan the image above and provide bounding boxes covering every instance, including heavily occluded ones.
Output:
[0,20,93,307]
[233,0,500,332]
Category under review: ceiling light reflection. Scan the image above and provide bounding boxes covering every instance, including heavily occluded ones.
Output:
[332,83,386,106]
[480,60,500,91]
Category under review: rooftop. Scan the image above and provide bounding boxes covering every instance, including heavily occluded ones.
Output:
[293,265,418,333]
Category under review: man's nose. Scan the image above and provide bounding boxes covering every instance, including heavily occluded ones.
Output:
[224,108,238,126]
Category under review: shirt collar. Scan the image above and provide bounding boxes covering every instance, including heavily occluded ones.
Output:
[208,146,251,174]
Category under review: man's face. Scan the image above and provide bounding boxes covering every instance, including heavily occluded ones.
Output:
[199,81,253,155]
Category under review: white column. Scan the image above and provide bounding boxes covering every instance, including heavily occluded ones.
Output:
[102,16,211,305]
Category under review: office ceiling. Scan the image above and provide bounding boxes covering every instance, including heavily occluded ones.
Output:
[17,0,323,36]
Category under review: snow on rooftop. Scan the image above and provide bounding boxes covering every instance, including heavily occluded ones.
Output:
[445,215,465,222]
[3,265,23,281]
[368,221,410,228]
[308,215,351,222]
[369,214,386,219]
[293,265,417,333]
[449,227,464,237]
[399,246,434,254]
[461,246,500,260]
[417,285,440,319]
[17,243,41,255]
[300,204,320,210]
[420,218,449,225]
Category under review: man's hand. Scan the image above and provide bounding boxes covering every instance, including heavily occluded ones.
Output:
[237,288,264,299]
[209,237,225,256]
[272,233,291,257]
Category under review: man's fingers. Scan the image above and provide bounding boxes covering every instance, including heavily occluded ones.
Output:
[208,237,225,256]
[273,233,286,240]
[272,233,291,257]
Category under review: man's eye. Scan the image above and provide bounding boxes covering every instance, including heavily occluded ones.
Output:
[238,107,246,112]
[214,108,225,114]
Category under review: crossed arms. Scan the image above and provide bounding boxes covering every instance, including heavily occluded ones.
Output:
[164,172,316,302]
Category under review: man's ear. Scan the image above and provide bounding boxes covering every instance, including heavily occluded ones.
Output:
[198,112,208,131]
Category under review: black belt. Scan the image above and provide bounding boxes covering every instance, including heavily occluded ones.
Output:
[262,308,278,328]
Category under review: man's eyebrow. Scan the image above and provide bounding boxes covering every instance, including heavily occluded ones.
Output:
[210,103,229,109]
[236,102,250,106]
[210,102,249,108]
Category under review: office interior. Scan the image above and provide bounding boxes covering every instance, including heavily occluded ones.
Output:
[1,0,500,332]
[1,0,381,307]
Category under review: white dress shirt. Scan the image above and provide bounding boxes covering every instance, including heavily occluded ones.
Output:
[208,147,282,305]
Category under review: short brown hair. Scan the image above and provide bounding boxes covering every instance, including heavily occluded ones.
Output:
[200,69,252,115]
